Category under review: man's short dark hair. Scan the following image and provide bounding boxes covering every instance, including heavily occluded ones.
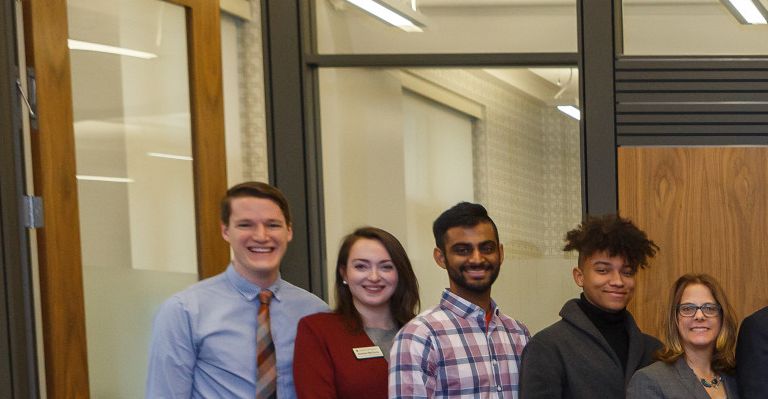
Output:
[433,202,499,251]
[220,181,291,226]
[564,214,658,272]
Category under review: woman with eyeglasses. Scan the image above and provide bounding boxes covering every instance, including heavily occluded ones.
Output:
[627,274,739,399]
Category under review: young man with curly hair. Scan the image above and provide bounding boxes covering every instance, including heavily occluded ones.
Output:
[520,214,661,399]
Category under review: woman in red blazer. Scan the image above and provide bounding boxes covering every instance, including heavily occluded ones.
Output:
[293,227,420,399]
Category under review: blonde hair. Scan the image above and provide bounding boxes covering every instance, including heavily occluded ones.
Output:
[656,274,737,373]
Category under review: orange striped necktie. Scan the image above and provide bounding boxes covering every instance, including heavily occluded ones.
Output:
[256,289,277,399]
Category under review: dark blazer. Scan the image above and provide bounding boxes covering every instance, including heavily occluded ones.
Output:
[627,358,739,399]
[293,312,389,399]
[736,306,768,399]
[520,299,660,399]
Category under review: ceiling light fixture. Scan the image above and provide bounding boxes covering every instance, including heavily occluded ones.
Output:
[68,39,158,59]
[345,0,427,32]
[147,152,193,161]
[720,0,768,24]
[557,105,581,121]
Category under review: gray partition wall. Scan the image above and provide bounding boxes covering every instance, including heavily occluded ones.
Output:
[261,0,326,296]
[578,0,621,215]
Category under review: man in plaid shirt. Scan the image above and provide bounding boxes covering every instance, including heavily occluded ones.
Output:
[389,202,530,398]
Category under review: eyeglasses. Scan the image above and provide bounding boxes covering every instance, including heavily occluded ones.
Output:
[678,303,721,318]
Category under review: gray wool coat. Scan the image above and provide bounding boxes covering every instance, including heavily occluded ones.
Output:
[519,299,661,399]
[626,357,739,399]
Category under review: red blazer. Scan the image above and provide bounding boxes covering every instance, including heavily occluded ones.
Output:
[293,312,389,399]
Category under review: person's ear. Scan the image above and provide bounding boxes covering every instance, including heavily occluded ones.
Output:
[572,266,584,288]
[221,223,231,243]
[433,247,447,270]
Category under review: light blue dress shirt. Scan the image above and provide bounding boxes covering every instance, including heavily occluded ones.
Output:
[146,264,329,399]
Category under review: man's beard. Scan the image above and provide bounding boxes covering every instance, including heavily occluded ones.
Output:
[446,261,500,294]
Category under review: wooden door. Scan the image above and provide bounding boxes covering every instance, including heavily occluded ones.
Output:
[619,146,768,339]
[21,0,229,396]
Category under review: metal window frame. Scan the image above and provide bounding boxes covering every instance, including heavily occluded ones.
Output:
[0,0,40,397]
[260,0,622,298]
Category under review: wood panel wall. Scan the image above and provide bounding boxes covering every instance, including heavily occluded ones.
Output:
[619,146,768,339]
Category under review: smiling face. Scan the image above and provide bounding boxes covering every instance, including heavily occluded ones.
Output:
[573,250,636,312]
[434,222,503,300]
[340,238,398,313]
[677,283,722,353]
[221,196,293,287]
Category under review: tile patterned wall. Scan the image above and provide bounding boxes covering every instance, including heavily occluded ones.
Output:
[237,0,270,182]
[408,69,581,258]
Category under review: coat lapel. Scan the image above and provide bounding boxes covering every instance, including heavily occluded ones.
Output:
[674,358,710,399]
[562,300,620,366]
[624,315,645,382]
[723,373,740,399]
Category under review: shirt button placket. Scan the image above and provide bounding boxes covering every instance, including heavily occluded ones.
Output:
[487,334,503,398]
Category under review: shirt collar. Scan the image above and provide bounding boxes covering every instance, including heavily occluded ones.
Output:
[225,263,284,303]
[439,289,499,319]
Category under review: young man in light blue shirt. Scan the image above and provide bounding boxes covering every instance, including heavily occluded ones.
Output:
[146,181,328,398]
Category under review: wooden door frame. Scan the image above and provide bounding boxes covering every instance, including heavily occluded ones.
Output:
[21,0,229,396]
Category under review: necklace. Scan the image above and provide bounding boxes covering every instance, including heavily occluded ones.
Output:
[700,375,722,389]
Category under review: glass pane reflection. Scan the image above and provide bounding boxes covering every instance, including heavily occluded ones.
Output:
[320,67,582,333]
[623,0,768,55]
[68,0,197,396]
[315,0,578,54]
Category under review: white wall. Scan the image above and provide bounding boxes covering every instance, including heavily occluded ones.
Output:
[403,90,475,303]
[321,68,410,298]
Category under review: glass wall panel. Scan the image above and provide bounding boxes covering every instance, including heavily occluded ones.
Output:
[67,0,197,396]
[222,13,245,186]
[315,0,577,54]
[320,66,582,333]
[623,0,768,55]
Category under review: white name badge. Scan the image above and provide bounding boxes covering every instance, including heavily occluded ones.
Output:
[353,346,384,360]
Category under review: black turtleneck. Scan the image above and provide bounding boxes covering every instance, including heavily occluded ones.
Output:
[576,293,629,371]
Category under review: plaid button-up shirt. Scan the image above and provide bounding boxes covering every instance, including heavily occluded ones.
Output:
[389,289,530,399]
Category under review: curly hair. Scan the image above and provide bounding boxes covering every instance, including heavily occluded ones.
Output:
[656,274,737,373]
[564,214,658,272]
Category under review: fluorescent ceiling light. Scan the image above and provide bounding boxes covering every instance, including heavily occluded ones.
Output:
[76,175,135,183]
[68,39,158,59]
[147,152,193,161]
[557,105,581,121]
[720,0,768,24]
[345,0,426,32]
